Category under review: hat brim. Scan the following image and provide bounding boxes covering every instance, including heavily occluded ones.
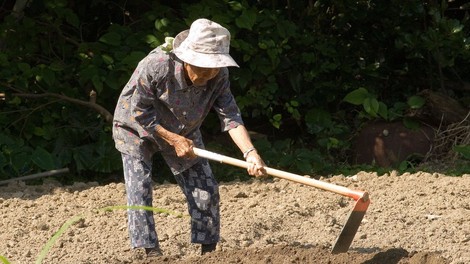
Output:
[172,30,239,68]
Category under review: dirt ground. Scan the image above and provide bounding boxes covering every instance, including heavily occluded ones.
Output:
[1,170,469,264]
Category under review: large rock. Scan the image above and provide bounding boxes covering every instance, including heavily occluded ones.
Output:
[352,121,435,167]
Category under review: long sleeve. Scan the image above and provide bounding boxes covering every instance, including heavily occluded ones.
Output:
[130,71,161,139]
[212,70,244,132]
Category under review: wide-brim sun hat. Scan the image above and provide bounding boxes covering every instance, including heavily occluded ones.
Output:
[173,18,239,68]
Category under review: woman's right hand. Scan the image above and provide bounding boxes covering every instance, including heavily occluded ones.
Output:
[155,125,196,159]
[170,134,196,159]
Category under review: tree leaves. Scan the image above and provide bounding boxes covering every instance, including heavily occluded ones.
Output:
[235,8,257,30]
[344,88,384,118]
[1,0,469,179]
[453,145,470,160]
[32,147,56,171]
[343,88,369,105]
[407,95,425,109]
[99,32,121,46]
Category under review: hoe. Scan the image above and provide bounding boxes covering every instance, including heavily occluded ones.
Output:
[193,147,370,254]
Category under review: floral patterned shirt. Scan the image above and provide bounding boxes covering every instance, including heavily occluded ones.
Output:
[112,47,243,174]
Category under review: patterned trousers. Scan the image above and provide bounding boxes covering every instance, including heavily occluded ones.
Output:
[121,153,220,248]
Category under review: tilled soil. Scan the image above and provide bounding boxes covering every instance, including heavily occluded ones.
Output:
[1,170,469,264]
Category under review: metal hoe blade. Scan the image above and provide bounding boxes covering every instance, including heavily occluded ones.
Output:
[331,193,370,254]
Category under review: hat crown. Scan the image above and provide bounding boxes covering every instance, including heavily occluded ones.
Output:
[182,19,230,54]
[172,18,239,68]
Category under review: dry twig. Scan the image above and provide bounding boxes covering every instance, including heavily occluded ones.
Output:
[12,92,114,123]
[426,111,470,161]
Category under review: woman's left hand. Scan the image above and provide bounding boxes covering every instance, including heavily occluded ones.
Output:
[245,151,267,177]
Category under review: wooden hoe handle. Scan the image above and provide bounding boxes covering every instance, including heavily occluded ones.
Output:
[193,148,369,202]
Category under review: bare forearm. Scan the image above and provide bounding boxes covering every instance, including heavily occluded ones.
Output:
[155,124,195,158]
[228,125,255,154]
[228,125,267,177]
[155,124,179,145]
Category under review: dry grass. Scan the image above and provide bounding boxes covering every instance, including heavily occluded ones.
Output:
[425,111,470,161]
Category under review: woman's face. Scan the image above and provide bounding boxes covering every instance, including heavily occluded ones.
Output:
[184,63,220,86]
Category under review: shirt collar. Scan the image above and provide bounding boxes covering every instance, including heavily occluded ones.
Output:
[171,54,190,91]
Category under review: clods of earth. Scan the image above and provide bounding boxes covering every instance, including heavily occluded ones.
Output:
[1,171,469,263]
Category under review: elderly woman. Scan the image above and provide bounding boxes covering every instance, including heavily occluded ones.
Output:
[112,18,266,257]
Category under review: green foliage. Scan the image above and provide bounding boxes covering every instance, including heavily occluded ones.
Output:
[0,0,169,179]
[343,87,427,130]
[343,87,388,119]
[454,145,470,160]
[1,0,469,180]
[0,132,60,177]
[407,96,426,109]
[0,255,10,264]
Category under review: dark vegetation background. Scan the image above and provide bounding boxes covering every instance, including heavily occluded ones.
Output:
[0,0,469,183]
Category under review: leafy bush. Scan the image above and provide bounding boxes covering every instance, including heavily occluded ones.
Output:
[1,0,469,180]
